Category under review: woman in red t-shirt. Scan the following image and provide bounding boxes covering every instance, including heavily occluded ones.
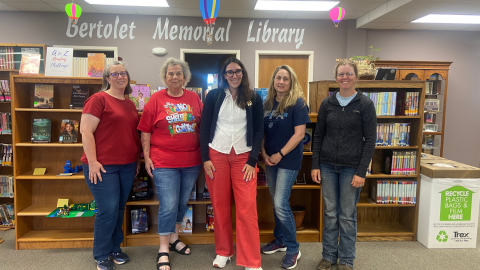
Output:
[137,58,202,270]
[80,62,140,270]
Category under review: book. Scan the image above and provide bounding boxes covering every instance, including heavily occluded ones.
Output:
[34,84,54,108]
[180,205,193,233]
[303,128,313,151]
[31,119,52,143]
[203,182,210,199]
[59,119,79,143]
[131,208,148,234]
[206,204,214,232]
[189,183,196,200]
[254,88,268,102]
[130,84,151,111]
[70,85,89,109]
[257,158,267,186]
[87,53,105,77]
[19,53,41,75]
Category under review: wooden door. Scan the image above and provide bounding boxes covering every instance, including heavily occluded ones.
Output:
[258,55,309,99]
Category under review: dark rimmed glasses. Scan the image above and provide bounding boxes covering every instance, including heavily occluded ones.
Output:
[109,71,128,78]
[225,69,243,77]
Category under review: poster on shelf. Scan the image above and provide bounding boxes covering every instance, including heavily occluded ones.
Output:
[45,47,73,77]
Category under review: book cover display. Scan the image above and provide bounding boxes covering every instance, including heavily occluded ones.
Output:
[206,204,214,232]
[19,53,41,75]
[130,84,151,111]
[59,120,79,143]
[131,208,148,234]
[34,84,54,108]
[180,205,193,233]
[87,53,105,77]
[70,85,89,109]
[31,119,52,143]
[303,128,313,151]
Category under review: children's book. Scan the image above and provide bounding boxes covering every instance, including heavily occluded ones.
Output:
[87,53,105,77]
[19,53,41,75]
[59,119,79,143]
[130,84,151,111]
[206,204,214,232]
[31,119,52,143]
[131,208,148,234]
[34,84,54,108]
[180,205,193,233]
[303,128,313,151]
[70,85,89,109]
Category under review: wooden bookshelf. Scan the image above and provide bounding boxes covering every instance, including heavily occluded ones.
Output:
[309,80,425,242]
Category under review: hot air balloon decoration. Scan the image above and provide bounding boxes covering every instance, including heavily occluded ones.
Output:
[329,7,345,27]
[199,0,220,45]
[65,2,82,25]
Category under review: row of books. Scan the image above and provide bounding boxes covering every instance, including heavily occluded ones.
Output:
[0,113,12,134]
[0,175,14,198]
[0,80,11,102]
[0,47,15,70]
[376,123,410,146]
[33,84,89,109]
[370,180,417,205]
[0,203,14,226]
[384,151,417,175]
[72,55,116,78]
[0,144,12,166]
[363,92,398,116]
[32,119,79,143]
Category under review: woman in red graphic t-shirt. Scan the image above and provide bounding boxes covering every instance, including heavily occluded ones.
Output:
[137,58,202,270]
[80,61,140,270]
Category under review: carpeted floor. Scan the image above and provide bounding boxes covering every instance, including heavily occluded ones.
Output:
[1,226,480,270]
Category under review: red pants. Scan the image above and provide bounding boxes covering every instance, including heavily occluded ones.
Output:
[206,147,261,268]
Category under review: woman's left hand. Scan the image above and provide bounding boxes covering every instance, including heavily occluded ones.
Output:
[242,164,255,182]
[135,159,141,177]
[267,152,282,166]
[351,175,365,188]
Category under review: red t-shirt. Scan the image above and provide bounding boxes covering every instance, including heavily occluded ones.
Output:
[137,89,202,168]
[80,92,140,165]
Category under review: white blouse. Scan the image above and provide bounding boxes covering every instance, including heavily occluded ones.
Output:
[209,88,251,155]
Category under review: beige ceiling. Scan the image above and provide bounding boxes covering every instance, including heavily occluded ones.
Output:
[0,0,479,31]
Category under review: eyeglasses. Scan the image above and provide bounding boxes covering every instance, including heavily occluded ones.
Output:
[167,72,183,77]
[109,71,128,78]
[337,72,355,78]
[225,69,243,77]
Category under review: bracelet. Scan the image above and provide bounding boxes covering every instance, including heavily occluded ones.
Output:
[278,151,284,158]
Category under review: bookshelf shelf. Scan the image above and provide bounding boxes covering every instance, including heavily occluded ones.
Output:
[126,197,213,206]
[15,108,83,113]
[423,131,442,136]
[309,80,424,242]
[17,205,55,216]
[257,184,320,190]
[16,142,83,147]
[303,152,312,155]
[17,171,85,180]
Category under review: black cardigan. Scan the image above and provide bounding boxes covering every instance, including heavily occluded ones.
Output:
[200,88,264,167]
[311,90,377,178]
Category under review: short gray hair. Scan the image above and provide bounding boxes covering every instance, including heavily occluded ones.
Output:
[101,61,133,95]
[159,58,192,87]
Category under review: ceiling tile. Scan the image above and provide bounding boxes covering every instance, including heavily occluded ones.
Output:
[336,1,386,12]
[218,0,256,10]
[173,8,200,17]
[166,0,198,8]
[218,9,252,18]
[49,3,98,13]
[41,0,87,3]
[90,5,138,14]
[435,3,480,13]
[134,6,175,16]
[359,22,407,29]
[285,11,326,20]
[428,23,478,31]
[6,2,58,11]
[393,23,435,30]
[0,2,18,11]
[250,10,288,19]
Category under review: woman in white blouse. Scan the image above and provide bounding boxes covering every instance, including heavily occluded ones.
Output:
[200,58,264,270]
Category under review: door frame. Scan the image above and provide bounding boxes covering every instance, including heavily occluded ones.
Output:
[180,49,241,61]
[255,50,314,104]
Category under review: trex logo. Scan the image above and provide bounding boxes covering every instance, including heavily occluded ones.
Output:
[453,231,469,238]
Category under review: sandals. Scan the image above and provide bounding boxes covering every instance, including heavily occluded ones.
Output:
[157,252,171,270]
[169,239,191,255]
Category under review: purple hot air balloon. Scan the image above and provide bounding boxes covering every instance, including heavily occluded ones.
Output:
[329,7,345,27]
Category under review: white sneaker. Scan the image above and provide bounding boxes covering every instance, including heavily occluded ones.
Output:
[213,255,231,268]
[245,268,263,270]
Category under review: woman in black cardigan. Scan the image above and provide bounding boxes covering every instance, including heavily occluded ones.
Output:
[200,58,264,270]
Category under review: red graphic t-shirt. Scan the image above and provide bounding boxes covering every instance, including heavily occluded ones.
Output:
[137,89,203,168]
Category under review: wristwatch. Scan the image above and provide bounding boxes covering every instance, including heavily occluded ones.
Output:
[278,150,284,158]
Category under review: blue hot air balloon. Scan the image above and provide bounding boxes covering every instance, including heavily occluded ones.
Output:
[199,0,220,25]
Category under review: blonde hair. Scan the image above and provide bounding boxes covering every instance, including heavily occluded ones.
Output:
[263,65,306,114]
[334,59,358,78]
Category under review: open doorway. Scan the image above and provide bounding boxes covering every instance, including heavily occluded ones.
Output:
[181,49,240,101]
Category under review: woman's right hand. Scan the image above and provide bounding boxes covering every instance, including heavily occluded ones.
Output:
[89,161,106,184]
[204,161,216,180]
[311,169,321,184]
[144,157,155,178]
[262,152,275,166]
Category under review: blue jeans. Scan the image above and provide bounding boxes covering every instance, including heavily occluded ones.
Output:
[320,162,361,268]
[265,166,300,255]
[152,164,201,235]
[83,161,136,262]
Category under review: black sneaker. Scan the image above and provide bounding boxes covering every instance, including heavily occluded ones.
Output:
[261,240,287,254]
[281,251,301,269]
[96,258,115,270]
[110,251,131,264]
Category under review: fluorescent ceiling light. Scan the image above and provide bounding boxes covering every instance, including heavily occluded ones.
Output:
[412,14,480,24]
[85,0,169,7]
[254,1,339,11]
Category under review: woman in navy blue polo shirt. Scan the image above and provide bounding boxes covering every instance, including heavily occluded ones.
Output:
[260,65,310,269]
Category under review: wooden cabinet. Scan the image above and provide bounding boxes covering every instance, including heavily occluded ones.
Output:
[375,61,452,157]
[309,80,425,241]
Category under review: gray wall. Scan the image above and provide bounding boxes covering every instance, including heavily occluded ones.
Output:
[1,11,479,167]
